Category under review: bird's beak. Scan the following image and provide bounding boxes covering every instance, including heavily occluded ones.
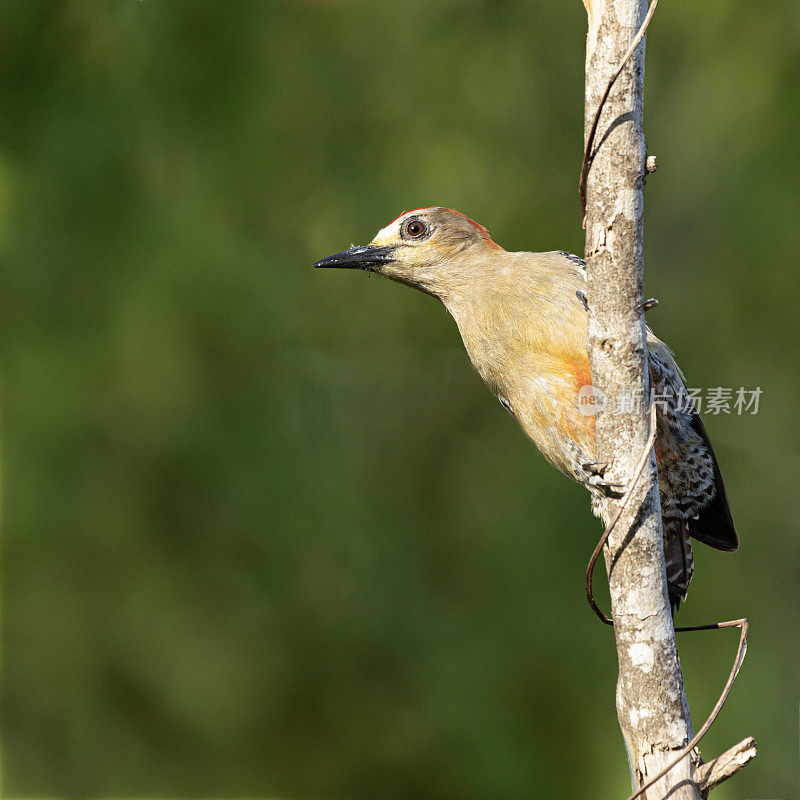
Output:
[313,244,397,270]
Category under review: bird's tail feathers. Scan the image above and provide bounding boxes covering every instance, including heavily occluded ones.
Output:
[664,517,694,611]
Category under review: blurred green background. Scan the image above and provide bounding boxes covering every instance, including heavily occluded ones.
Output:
[1,1,798,798]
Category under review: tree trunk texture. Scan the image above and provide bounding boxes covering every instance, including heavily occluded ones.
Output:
[582,1,703,798]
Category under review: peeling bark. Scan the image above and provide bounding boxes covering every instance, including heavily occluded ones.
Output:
[582,1,703,798]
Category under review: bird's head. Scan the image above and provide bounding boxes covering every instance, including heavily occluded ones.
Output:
[313,207,503,299]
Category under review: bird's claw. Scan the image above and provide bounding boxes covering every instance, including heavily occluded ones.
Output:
[582,460,609,477]
[590,477,627,497]
[578,291,655,314]
[582,462,626,497]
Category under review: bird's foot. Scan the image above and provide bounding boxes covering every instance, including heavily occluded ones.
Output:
[582,460,609,476]
[582,462,626,497]
[578,291,656,314]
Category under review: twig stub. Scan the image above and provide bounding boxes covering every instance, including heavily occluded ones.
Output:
[695,737,757,794]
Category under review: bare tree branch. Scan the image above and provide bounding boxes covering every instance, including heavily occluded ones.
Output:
[580,0,659,220]
[582,1,702,797]
[581,2,755,797]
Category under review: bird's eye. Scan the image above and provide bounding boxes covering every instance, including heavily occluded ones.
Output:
[402,218,430,240]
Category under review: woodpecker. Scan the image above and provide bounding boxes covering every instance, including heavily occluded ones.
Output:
[314,207,738,607]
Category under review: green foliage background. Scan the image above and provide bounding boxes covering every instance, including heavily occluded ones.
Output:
[1,1,798,798]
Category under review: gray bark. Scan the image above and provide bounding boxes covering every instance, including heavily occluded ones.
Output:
[582,1,703,797]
